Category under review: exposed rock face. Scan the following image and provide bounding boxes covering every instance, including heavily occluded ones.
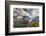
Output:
[14,16,31,24]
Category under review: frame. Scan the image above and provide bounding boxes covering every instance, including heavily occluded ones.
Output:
[5,1,45,35]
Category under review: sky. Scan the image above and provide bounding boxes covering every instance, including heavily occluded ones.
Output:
[13,8,39,19]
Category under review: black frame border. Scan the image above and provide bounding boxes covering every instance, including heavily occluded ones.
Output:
[5,1,45,35]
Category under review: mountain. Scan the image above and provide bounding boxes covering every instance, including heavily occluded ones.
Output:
[32,16,39,22]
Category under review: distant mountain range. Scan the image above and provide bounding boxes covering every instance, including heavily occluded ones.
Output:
[32,16,39,22]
